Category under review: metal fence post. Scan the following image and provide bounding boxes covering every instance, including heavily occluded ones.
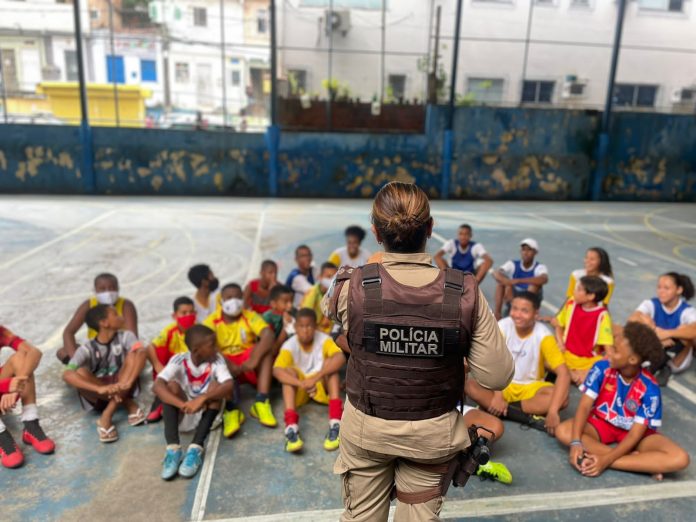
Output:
[73,0,96,193]
[267,0,279,197]
[441,0,463,200]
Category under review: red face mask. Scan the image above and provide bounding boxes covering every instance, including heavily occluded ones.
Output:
[176,313,197,330]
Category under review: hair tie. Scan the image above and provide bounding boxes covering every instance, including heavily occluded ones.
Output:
[641,360,651,368]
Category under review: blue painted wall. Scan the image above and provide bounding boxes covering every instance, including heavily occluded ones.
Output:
[0,107,694,201]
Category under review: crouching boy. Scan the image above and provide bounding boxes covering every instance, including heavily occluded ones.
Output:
[273,308,345,453]
[153,325,233,480]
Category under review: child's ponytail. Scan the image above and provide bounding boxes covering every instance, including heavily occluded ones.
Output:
[663,272,695,301]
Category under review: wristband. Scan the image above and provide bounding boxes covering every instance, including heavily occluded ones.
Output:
[569,440,583,447]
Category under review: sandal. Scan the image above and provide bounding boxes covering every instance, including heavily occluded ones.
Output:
[128,408,146,427]
[96,421,119,443]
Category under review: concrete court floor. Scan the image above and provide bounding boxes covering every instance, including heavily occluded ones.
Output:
[1,196,695,522]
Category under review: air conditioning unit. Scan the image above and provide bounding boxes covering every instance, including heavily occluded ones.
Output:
[325,10,351,37]
[561,76,588,99]
[671,87,696,104]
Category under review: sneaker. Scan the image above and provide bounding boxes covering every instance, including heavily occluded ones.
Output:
[161,446,183,481]
[147,399,163,423]
[250,399,277,428]
[22,420,55,454]
[285,427,304,453]
[323,423,340,451]
[476,460,513,485]
[178,444,204,478]
[654,365,672,387]
[222,409,245,438]
[0,430,24,469]
[525,415,547,432]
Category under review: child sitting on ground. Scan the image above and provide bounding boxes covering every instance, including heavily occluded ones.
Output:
[57,273,138,364]
[556,322,690,480]
[203,283,277,437]
[466,292,571,434]
[273,308,345,453]
[328,225,371,268]
[286,245,316,309]
[145,297,197,422]
[244,260,280,314]
[63,305,147,443]
[493,239,548,320]
[262,285,295,358]
[188,264,220,321]
[555,275,613,386]
[153,325,233,480]
[434,224,493,283]
[0,326,55,468]
[301,262,338,334]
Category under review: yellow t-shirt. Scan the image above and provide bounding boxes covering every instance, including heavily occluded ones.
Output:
[87,296,126,339]
[301,284,333,333]
[203,309,269,356]
[566,269,615,305]
[151,322,188,356]
[274,331,342,375]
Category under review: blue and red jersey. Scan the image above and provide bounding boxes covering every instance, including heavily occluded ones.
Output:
[580,359,662,431]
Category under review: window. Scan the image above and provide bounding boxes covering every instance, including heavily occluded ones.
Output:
[388,74,407,100]
[90,9,99,20]
[288,69,307,94]
[64,50,78,81]
[106,55,125,84]
[638,0,684,12]
[257,10,268,33]
[140,59,157,82]
[614,84,658,107]
[521,80,554,103]
[231,70,241,87]
[466,78,504,104]
[193,7,207,27]
[571,0,591,6]
[175,62,189,83]
[535,0,557,5]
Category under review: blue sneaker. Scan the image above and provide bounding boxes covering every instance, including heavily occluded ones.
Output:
[178,444,204,479]
[161,446,183,481]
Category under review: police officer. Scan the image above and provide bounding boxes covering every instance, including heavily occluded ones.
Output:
[322,182,514,521]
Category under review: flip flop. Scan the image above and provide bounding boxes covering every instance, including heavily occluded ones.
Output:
[96,421,119,443]
[128,408,146,427]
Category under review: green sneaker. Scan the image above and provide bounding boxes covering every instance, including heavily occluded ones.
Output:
[250,399,277,428]
[476,460,512,484]
[285,427,304,453]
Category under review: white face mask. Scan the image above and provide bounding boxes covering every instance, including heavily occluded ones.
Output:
[222,298,244,317]
[96,291,119,305]
[320,277,334,291]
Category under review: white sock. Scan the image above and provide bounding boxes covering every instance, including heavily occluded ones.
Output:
[21,403,38,423]
[329,419,340,429]
[166,444,181,451]
[285,423,299,434]
[0,418,6,433]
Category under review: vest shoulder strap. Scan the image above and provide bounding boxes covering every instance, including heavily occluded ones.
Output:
[361,263,383,315]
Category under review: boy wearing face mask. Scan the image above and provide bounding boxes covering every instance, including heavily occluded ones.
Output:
[301,262,338,334]
[203,283,277,438]
[188,264,221,322]
[144,297,198,422]
[57,273,138,364]
[63,305,147,443]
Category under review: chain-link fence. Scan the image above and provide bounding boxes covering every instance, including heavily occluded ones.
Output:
[1,0,694,130]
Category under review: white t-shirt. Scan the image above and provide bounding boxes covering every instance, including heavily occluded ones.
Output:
[499,260,549,279]
[157,352,232,400]
[498,317,558,385]
[277,331,337,376]
[328,246,372,269]
[636,299,696,326]
[291,271,315,308]
[440,240,487,265]
[193,290,219,323]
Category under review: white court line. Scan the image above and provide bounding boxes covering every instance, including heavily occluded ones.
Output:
[667,380,696,407]
[618,256,638,267]
[0,208,119,271]
[205,480,696,522]
[191,207,268,522]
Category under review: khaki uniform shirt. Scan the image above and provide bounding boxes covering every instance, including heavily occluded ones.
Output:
[322,252,514,459]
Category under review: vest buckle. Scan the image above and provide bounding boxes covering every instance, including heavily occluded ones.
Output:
[444,281,463,291]
[362,276,382,287]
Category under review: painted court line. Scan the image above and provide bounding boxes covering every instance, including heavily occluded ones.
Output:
[191,207,268,522]
[667,380,696,407]
[0,208,119,271]
[204,480,696,521]
[617,256,638,267]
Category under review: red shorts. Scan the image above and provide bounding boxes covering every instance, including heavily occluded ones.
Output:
[225,348,257,387]
[588,415,657,445]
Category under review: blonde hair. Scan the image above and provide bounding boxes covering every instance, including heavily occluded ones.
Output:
[371,182,432,253]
